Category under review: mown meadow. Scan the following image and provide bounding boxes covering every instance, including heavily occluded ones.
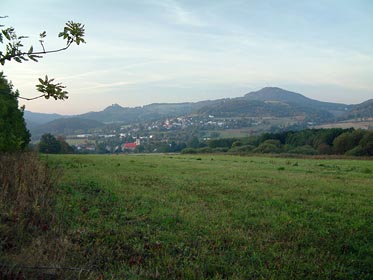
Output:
[46,154,373,279]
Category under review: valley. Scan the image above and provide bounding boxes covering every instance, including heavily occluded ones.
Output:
[25,87,373,153]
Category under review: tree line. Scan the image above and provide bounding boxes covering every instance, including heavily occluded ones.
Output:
[183,128,373,156]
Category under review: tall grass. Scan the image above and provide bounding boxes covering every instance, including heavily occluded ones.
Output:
[47,154,373,279]
[2,153,372,278]
[0,152,96,279]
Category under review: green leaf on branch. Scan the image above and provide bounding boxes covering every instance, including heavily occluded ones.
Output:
[1,17,84,101]
[36,75,69,100]
[58,21,85,46]
[2,28,11,40]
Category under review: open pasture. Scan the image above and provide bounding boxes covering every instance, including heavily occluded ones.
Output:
[49,154,373,279]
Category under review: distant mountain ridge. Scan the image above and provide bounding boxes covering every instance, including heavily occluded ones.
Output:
[30,117,104,139]
[78,100,218,124]
[343,99,373,119]
[24,87,371,138]
[24,111,67,132]
[243,87,350,111]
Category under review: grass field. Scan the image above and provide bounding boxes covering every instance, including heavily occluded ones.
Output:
[47,154,373,279]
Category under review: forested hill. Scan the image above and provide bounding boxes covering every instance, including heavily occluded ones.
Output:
[342,99,373,119]
[23,111,66,131]
[75,87,366,123]
[243,87,351,111]
[77,100,221,124]
[31,118,104,139]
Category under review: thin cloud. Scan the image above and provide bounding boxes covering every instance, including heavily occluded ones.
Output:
[155,0,207,27]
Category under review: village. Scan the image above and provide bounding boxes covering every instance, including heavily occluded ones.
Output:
[66,115,282,153]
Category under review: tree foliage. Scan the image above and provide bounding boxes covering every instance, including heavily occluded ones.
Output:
[38,133,73,154]
[0,17,85,101]
[0,72,30,152]
[0,17,85,152]
[38,133,61,153]
[333,130,365,155]
[202,128,373,156]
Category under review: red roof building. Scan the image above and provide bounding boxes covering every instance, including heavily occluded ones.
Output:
[122,138,140,151]
[123,142,137,150]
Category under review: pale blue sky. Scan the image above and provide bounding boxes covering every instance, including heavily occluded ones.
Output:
[1,0,372,114]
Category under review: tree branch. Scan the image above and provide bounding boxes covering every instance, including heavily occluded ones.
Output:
[17,94,45,101]
[0,41,72,64]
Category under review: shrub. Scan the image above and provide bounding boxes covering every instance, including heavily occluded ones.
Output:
[181,147,229,154]
[231,141,243,148]
[181,148,198,154]
[317,143,332,154]
[208,138,237,149]
[345,145,367,156]
[198,147,213,153]
[262,139,281,148]
[229,145,255,154]
[253,140,282,154]
[211,147,229,153]
[288,145,318,155]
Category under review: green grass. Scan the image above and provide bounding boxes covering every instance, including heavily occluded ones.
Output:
[47,154,373,279]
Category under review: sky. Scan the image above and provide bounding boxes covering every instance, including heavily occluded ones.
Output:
[1,0,373,114]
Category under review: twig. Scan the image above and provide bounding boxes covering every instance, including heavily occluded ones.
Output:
[0,41,73,64]
[17,94,45,101]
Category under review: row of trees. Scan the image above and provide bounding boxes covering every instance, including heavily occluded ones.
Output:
[253,128,373,156]
[34,128,373,156]
[183,128,373,156]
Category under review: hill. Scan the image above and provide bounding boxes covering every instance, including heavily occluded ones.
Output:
[31,117,104,140]
[24,111,67,132]
[243,87,351,113]
[78,101,218,124]
[25,87,372,138]
[342,99,373,119]
[77,87,352,124]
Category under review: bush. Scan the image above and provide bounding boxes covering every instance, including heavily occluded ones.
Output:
[288,145,318,155]
[181,148,198,154]
[345,145,367,156]
[253,140,282,154]
[231,141,243,148]
[208,138,237,149]
[198,147,213,153]
[211,147,229,153]
[262,139,281,148]
[317,143,332,154]
[229,145,255,154]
